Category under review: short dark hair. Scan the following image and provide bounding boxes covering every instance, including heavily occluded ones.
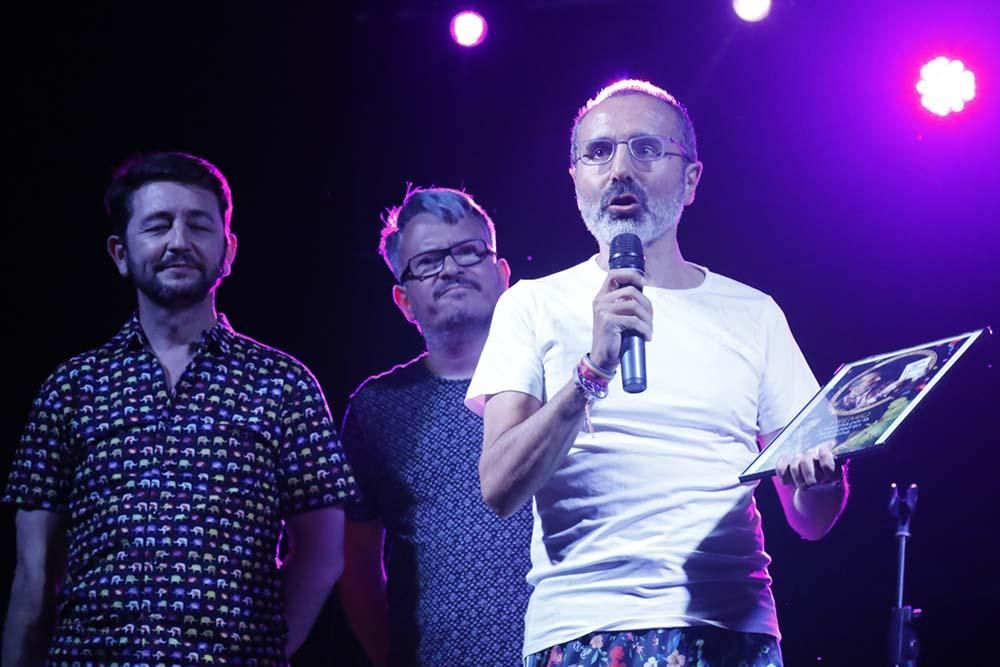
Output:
[379,185,496,279]
[570,79,699,167]
[104,151,233,237]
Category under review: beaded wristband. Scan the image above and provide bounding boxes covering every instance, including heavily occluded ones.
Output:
[574,357,609,403]
[574,358,609,434]
[575,370,608,402]
[581,353,616,380]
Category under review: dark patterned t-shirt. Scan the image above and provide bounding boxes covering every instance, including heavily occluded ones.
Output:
[3,314,357,667]
[342,356,533,666]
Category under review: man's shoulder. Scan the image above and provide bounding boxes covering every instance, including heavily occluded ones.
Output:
[43,335,128,382]
[349,355,429,401]
[226,331,320,384]
[701,266,775,304]
[695,268,791,336]
[520,257,595,286]
[504,258,598,302]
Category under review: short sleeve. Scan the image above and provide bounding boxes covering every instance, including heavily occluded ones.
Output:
[466,282,546,415]
[2,369,77,511]
[278,365,357,516]
[757,297,821,435]
[338,394,381,522]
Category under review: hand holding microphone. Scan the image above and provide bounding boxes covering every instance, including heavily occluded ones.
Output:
[589,233,652,393]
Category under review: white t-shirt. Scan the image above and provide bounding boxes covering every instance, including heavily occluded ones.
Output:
[466,257,819,656]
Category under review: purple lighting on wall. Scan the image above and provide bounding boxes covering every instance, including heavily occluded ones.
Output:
[917,56,976,117]
[450,11,487,47]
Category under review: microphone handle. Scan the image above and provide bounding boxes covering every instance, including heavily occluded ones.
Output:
[620,332,646,393]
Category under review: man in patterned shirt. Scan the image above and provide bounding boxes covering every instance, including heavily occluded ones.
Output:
[336,187,533,665]
[2,152,356,667]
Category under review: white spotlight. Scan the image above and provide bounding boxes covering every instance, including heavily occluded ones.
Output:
[733,0,771,23]
[917,56,976,117]
[450,11,488,48]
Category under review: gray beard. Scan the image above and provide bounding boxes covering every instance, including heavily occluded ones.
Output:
[579,187,685,246]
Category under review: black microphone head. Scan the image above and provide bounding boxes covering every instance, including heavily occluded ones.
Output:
[609,233,645,272]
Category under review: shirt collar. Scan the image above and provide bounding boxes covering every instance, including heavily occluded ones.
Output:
[113,312,235,355]
[205,313,235,355]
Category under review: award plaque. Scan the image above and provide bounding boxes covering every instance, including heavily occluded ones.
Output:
[739,328,989,483]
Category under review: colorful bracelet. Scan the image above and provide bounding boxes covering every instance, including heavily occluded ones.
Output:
[580,353,616,380]
[574,356,610,403]
[574,357,610,434]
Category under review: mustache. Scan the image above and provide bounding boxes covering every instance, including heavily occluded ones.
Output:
[600,180,648,210]
[433,276,481,298]
[156,254,201,271]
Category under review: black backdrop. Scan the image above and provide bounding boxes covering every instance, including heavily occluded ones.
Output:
[4,1,998,665]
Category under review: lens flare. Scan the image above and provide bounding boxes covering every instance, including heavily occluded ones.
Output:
[450,11,488,48]
[917,57,976,117]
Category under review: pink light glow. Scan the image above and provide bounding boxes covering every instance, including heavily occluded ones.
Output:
[917,56,976,117]
[450,11,487,48]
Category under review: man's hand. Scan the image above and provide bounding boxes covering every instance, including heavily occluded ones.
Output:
[590,268,653,372]
[776,443,844,489]
[772,442,850,540]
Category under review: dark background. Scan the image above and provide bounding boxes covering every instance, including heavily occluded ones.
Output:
[3,1,998,664]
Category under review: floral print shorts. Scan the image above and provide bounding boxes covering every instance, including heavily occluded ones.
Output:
[524,627,782,667]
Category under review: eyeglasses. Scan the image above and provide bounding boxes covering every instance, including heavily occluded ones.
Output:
[574,134,689,166]
[399,238,496,282]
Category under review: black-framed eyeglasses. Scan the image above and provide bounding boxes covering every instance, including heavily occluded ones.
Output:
[574,134,689,166]
[399,238,496,282]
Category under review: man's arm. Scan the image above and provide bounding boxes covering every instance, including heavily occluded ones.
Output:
[768,432,849,541]
[281,506,345,657]
[480,386,586,517]
[480,268,652,518]
[337,518,389,667]
[3,508,67,667]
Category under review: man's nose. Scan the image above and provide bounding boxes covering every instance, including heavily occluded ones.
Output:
[608,142,638,181]
[437,253,463,277]
[165,222,192,249]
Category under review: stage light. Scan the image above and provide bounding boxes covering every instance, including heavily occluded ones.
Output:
[732,0,771,22]
[450,11,487,47]
[916,56,976,117]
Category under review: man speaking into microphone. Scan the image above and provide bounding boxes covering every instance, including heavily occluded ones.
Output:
[466,79,849,666]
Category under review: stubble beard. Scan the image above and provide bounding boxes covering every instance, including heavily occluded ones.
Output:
[423,300,495,352]
[579,183,686,246]
[128,254,226,309]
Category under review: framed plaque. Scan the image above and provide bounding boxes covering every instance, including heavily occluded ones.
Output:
[739,328,989,483]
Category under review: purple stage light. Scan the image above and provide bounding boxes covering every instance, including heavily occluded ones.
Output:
[916,56,976,117]
[732,0,771,22]
[450,11,487,48]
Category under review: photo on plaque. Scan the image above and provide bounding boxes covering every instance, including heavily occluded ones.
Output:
[739,327,989,483]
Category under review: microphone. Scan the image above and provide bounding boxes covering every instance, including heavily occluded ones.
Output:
[608,233,646,393]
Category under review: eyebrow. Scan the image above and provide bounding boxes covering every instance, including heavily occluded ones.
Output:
[583,133,661,142]
[138,208,218,224]
[412,238,485,252]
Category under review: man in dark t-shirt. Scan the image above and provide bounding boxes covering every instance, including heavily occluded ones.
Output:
[336,187,533,665]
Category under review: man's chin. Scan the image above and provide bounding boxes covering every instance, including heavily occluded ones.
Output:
[433,306,493,331]
[138,280,214,309]
[587,219,640,243]
[147,293,209,309]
